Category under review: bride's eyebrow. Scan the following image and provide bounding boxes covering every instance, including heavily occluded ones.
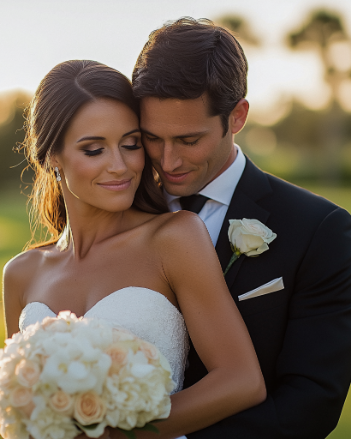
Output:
[76,129,141,143]
[122,129,141,137]
[77,136,105,143]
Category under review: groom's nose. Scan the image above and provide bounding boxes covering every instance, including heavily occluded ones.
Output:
[160,143,182,172]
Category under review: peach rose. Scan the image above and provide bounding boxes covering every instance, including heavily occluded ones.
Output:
[9,386,33,407]
[105,345,128,375]
[140,341,159,361]
[15,359,41,387]
[49,390,74,415]
[74,391,106,425]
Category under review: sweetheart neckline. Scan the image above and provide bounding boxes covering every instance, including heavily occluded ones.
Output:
[21,287,183,320]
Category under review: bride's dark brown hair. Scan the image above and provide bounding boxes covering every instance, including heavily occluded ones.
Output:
[23,60,168,249]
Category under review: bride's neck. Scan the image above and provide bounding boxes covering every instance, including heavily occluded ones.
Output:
[60,204,133,259]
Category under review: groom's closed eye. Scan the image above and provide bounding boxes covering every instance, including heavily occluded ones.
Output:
[143,135,159,142]
[178,137,199,146]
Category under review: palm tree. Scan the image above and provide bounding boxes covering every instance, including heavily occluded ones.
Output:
[286,10,351,183]
[215,15,260,48]
[288,10,350,97]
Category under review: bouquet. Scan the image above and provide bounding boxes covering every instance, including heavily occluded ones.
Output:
[0,311,174,439]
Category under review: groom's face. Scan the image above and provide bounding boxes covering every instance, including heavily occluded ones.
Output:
[140,94,235,196]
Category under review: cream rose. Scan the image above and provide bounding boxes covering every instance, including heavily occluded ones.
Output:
[224,219,277,275]
[74,391,106,425]
[15,359,41,387]
[49,390,74,415]
[105,345,129,375]
[9,386,33,407]
[228,219,276,256]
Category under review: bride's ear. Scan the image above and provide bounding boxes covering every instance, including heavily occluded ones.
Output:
[49,154,61,169]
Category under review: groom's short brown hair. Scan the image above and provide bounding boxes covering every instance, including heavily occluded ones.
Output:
[132,17,248,135]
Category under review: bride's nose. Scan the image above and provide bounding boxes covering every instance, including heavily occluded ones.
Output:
[106,148,128,174]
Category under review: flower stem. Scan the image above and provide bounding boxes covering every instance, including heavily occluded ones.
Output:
[223,252,240,276]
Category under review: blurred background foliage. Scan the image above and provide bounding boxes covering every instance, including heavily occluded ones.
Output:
[0,6,351,438]
[217,8,351,186]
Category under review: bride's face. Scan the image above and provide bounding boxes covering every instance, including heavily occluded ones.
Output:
[52,98,144,213]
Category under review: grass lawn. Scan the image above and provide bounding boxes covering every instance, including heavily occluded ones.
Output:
[0,185,350,437]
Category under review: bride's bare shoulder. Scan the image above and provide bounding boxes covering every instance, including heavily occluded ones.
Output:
[3,245,55,290]
[153,210,212,248]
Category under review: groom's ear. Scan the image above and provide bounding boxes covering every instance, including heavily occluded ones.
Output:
[229,99,249,135]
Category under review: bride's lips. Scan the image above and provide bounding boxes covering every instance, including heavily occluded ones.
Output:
[162,171,190,184]
[97,179,131,191]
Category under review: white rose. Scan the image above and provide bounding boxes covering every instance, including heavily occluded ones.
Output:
[228,219,277,256]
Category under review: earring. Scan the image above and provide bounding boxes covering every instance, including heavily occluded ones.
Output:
[54,167,62,182]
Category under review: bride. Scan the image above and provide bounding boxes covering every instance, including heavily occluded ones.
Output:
[3,60,266,439]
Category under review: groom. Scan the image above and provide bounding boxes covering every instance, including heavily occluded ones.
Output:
[132,18,351,438]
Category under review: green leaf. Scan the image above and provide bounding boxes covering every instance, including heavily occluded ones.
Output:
[74,421,100,430]
[137,423,159,433]
[80,423,100,430]
[117,429,137,439]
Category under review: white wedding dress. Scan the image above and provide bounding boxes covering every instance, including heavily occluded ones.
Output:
[19,287,189,439]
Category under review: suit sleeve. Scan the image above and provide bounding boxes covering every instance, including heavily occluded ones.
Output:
[187,207,351,439]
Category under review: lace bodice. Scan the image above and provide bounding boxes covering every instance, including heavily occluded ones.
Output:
[19,287,189,393]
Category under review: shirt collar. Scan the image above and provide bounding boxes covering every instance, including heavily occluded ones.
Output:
[164,144,246,206]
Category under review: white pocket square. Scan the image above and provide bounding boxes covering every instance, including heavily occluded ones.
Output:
[238,277,284,301]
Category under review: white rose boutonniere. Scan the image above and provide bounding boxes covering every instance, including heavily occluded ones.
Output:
[223,219,277,276]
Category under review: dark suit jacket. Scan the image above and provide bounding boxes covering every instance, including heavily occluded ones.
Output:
[184,158,351,438]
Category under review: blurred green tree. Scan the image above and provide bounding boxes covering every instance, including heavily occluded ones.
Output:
[286,9,351,183]
[0,91,32,191]
[215,15,260,47]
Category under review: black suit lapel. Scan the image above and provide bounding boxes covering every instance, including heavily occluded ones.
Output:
[216,158,272,291]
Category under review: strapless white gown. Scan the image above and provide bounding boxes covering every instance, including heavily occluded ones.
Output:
[19,287,189,439]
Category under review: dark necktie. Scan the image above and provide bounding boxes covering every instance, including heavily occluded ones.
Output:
[179,194,210,214]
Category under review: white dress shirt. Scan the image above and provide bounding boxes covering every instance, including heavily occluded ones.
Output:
[165,145,246,246]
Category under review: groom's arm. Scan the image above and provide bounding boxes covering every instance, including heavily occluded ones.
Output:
[187,206,351,439]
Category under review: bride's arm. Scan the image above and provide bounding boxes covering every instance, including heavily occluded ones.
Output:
[2,252,33,337]
[111,211,266,439]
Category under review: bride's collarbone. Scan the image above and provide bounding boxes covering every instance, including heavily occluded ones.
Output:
[24,251,175,317]
[22,213,177,316]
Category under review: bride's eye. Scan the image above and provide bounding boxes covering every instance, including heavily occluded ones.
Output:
[84,148,103,156]
[122,144,142,151]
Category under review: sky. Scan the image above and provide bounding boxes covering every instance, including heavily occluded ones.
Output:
[0,0,351,114]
